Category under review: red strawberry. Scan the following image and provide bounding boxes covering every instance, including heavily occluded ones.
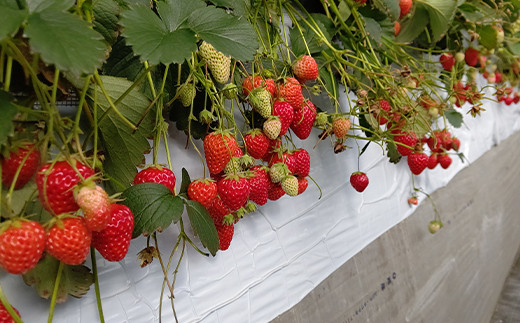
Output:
[46,217,92,265]
[292,55,319,82]
[268,181,285,201]
[464,48,480,67]
[262,138,282,164]
[248,166,269,206]
[204,131,239,175]
[268,151,297,174]
[92,204,134,262]
[394,21,401,36]
[350,172,369,192]
[276,77,303,110]
[134,166,176,194]
[208,196,232,225]
[272,100,294,136]
[399,0,412,18]
[495,71,503,83]
[216,223,234,251]
[332,117,351,139]
[440,53,455,71]
[291,100,317,140]
[375,100,391,125]
[450,137,461,151]
[293,149,310,177]
[408,197,418,205]
[217,175,250,212]
[242,76,275,98]
[244,129,269,159]
[354,0,367,3]
[438,154,452,169]
[75,185,111,232]
[427,154,438,169]
[297,177,309,195]
[188,178,218,209]
[36,160,95,215]
[1,144,40,190]
[0,303,20,322]
[393,131,418,156]
[0,220,45,274]
[263,117,282,140]
[407,152,429,175]
[504,96,514,105]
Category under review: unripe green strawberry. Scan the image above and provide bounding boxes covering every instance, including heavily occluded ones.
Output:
[269,162,289,183]
[75,184,112,232]
[248,88,272,118]
[46,217,92,265]
[224,156,242,174]
[199,41,231,84]
[332,117,351,139]
[281,175,298,196]
[428,220,443,234]
[222,83,238,100]
[177,82,196,107]
[314,112,328,127]
[0,220,45,274]
[92,204,134,262]
[263,117,282,140]
[292,55,319,82]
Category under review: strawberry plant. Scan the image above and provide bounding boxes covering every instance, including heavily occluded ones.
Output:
[1,0,520,321]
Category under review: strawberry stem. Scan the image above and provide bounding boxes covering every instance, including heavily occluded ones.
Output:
[47,260,64,323]
[90,248,106,323]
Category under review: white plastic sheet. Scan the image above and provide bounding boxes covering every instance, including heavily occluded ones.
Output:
[2,77,520,323]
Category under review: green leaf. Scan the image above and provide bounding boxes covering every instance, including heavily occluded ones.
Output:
[120,3,198,65]
[477,25,497,50]
[0,0,28,40]
[102,37,144,80]
[187,5,258,61]
[121,183,185,238]
[185,200,219,256]
[386,141,401,164]
[158,0,206,31]
[208,0,249,17]
[318,65,339,109]
[25,10,106,74]
[179,168,191,195]
[90,76,154,192]
[26,0,75,13]
[92,0,120,45]
[363,16,392,47]
[416,0,457,42]
[444,109,463,128]
[23,254,93,302]
[0,91,17,146]
[337,1,351,20]
[290,20,329,56]
[373,0,400,21]
[395,6,429,43]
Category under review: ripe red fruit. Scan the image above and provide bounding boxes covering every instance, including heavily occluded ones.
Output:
[262,138,282,164]
[216,223,234,251]
[204,131,239,175]
[394,21,401,36]
[0,303,20,322]
[244,129,270,159]
[276,77,303,110]
[393,131,418,156]
[427,154,438,169]
[0,220,45,274]
[440,53,455,72]
[408,197,418,205]
[268,151,297,174]
[92,204,134,262]
[248,166,269,206]
[332,117,351,139]
[399,0,413,18]
[217,175,250,211]
[36,160,95,215]
[291,100,317,140]
[293,55,319,82]
[375,100,391,125]
[354,0,367,4]
[208,196,232,225]
[407,152,429,175]
[242,76,275,98]
[134,166,176,195]
[438,154,452,169]
[293,149,310,177]
[495,71,503,83]
[464,48,480,67]
[297,177,309,195]
[76,185,111,232]
[1,144,40,190]
[350,172,369,192]
[450,137,461,151]
[46,217,92,265]
[268,181,285,201]
[188,178,218,209]
[272,100,295,136]
[504,96,514,105]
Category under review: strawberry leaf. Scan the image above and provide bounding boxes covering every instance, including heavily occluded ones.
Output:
[121,183,185,238]
[92,0,120,45]
[386,141,401,164]
[290,20,330,56]
[185,200,219,256]
[395,6,429,43]
[90,76,154,193]
[416,0,457,42]
[445,109,463,128]
[25,0,75,13]
[22,254,93,302]
[25,10,107,75]
[373,0,400,21]
[0,90,17,146]
[187,5,258,61]
[179,168,191,195]
[0,1,27,41]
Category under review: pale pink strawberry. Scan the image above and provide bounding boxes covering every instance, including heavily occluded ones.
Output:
[75,184,112,232]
